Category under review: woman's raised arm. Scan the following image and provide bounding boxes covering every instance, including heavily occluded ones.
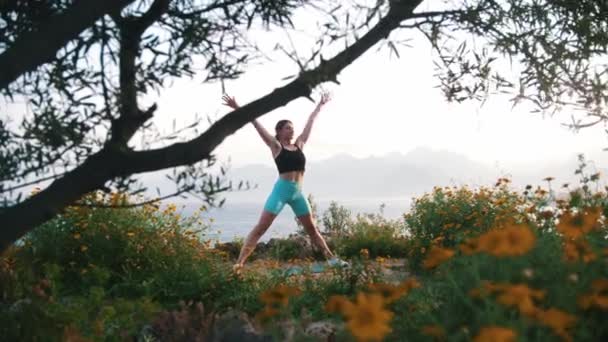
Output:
[295,92,331,148]
[222,94,279,148]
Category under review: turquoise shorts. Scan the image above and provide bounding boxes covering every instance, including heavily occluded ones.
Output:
[264,178,311,217]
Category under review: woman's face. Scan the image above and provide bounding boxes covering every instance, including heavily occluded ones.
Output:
[278,122,294,140]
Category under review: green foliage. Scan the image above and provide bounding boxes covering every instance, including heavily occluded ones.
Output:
[388,228,608,342]
[404,182,527,272]
[322,201,353,237]
[334,208,408,259]
[268,238,306,261]
[0,191,260,339]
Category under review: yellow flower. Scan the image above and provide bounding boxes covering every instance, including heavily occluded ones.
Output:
[473,326,517,342]
[73,233,81,240]
[360,248,370,259]
[421,325,446,340]
[533,308,576,342]
[422,246,455,269]
[127,231,135,237]
[80,245,88,252]
[342,293,393,342]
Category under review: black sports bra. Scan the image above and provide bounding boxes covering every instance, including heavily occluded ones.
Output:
[274,143,306,173]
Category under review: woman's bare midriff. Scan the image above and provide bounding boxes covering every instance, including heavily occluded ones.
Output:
[279,171,305,183]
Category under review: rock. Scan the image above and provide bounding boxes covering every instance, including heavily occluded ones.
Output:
[211,309,272,342]
[304,321,340,340]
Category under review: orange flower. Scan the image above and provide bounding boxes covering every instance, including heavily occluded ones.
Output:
[473,326,516,342]
[422,246,455,269]
[325,295,355,314]
[563,239,597,263]
[557,208,601,239]
[421,325,446,340]
[400,278,422,292]
[577,278,608,310]
[495,284,546,316]
[255,306,280,322]
[469,282,545,316]
[259,285,301,307]
[533,308,576,342]
[360,248,370,259]
[590,279,608,293]
[342,293,393,342]
[578,293,608,310]
[476,224,536,257]
[460,238,480,255]
[469,281,501,298]
[367,283,408,303]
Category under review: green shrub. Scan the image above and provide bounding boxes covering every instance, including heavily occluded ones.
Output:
[335,210,408,259]
[1,191,262,339]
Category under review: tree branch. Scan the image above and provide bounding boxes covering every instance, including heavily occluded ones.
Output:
[110,0,171,145]
[0,0,136,90]
[0,0,424,252]
[408,9,467,19]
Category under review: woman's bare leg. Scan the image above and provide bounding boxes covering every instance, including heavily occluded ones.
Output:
[297,214,334,259]
[235,210,277,267]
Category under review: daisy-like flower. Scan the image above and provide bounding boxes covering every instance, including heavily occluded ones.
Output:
[341,293,394,342]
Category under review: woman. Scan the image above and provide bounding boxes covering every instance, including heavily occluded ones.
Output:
[222,92,348,272]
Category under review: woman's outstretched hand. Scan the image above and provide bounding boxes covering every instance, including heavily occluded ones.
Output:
[318,91,331,106]
[222,94,239,109]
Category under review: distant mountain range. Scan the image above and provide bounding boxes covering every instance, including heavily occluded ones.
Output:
[217,147,608,202]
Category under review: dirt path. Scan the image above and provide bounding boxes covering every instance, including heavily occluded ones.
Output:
[242,258,410,282]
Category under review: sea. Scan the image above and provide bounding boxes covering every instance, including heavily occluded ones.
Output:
[177,197,413,243]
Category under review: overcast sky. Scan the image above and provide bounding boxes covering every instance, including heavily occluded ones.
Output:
[143,3,607,173]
